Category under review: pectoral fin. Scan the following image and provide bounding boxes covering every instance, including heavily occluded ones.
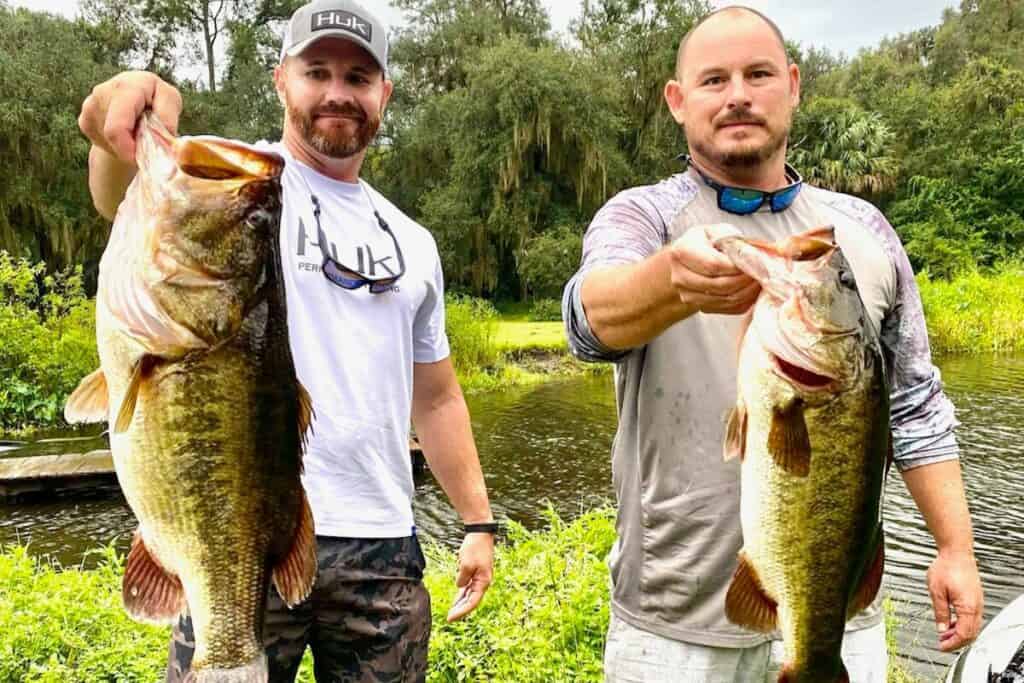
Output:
[848,534,885,619]
[64,369,109,424]
[122,530,185,624]
[724,401,747,462]
[272,491,317,608]
[725,551,778,632]
[114,356,156,434]
[768,400,811,476]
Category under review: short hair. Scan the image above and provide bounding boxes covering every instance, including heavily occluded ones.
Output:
[676,6,790,79]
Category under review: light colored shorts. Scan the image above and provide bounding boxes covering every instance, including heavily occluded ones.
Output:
[604,612,888,683]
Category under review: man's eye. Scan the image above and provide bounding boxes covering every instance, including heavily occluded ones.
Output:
[752,70,771,79]
[703,76,723,86]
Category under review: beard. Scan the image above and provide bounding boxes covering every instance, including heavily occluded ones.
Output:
[287,100,381,159]
[690,106,790,169]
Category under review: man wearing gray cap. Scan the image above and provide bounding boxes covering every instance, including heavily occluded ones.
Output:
[77,1,496,681]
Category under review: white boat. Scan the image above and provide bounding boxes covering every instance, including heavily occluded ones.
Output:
[946,594,1024,682]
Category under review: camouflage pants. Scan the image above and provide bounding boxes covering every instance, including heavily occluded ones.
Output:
[166,535,431,683]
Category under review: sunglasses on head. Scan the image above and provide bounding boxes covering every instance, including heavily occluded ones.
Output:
[311,194,406,294]
[683,155,803,216]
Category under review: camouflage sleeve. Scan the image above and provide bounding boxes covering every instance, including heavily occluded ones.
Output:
[562,187,669,363]
[846,201,961,471]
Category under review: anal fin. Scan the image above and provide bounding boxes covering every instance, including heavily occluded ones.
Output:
[724,400,747,462]
[64,368,109,424]
[123,530,184,624]
[768,400,811,476]
[272,491,317,607]
[848,534,885,618]
[725,551,778,632]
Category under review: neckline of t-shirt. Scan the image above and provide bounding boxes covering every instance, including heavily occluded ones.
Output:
[274,143,368,199]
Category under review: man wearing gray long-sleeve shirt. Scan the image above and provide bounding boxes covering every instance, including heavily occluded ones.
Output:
[562,7,984,682]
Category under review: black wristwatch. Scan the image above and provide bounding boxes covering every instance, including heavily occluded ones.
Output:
[464,522,499,535]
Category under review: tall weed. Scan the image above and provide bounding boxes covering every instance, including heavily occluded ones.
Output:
[918,262,1024,353]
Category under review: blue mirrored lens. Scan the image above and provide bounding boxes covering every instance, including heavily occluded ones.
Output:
[720,188,766,215]
[770,183,802,212]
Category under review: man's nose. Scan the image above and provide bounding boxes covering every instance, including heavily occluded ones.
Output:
[726,74,752,109]
[323,76,356,104]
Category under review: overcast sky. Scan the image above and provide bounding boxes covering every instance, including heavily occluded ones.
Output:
[13,0,956,57]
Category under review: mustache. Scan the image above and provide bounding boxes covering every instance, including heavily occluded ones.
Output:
[717,109,766,127]
[314,103,367,121]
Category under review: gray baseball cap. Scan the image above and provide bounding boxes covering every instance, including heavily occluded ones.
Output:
[280,0,389,73]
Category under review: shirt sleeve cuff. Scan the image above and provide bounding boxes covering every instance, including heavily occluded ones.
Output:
[561,271,630,364]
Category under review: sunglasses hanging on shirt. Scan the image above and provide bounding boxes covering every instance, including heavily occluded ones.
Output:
[312,194,406,293]
[680,154,803,216]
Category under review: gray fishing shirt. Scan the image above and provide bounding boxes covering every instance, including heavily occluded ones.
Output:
[561,168,960,647]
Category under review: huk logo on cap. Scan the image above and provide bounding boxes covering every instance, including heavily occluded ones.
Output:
[311,10,372,41]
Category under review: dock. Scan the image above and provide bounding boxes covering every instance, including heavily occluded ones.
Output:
[0,440,426,502]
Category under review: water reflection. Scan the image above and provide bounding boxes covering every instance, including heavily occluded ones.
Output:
[1,356,1022,680]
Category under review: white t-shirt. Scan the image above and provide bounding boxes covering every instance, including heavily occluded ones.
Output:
[267,142,450,538]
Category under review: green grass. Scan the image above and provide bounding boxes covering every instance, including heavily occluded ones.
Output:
[494,320,566,352]
[918,263,1024,354]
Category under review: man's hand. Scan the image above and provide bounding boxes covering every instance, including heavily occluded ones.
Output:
[669,223,760,315]
[79,70,183,164]
[445,532,495,622]
[928,549,984,652]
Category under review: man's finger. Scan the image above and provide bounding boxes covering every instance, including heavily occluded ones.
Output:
[928,580,951,635]
[152,81,182,136]
[103,86,149,163]
[446,579,486,622]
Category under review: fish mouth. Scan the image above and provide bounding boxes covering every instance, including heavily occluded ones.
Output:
[177,139,285,183]
[771,354,836,392]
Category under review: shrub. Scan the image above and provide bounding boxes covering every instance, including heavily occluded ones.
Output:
[0,252,98,431]
[917,262,1024,353]
[444,294,500,376]
[527,298,562,322]
[518,227,583,301]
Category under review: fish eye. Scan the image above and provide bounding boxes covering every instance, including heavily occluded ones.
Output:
[839,269,857,290]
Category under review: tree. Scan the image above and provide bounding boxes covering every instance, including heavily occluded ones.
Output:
[573,0,711,183]
[0,6,121,283]
[789,98,899,197]
[375,35,627,297]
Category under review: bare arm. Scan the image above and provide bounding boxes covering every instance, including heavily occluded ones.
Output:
[78,71,183,220]
[901,460,984,652]
[411,357,493,622]
[580,225,760,351]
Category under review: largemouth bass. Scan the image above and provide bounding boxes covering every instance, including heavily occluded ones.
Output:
[716,226,889,683]
[65,112,316,682]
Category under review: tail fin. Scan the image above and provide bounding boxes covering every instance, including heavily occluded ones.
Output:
[183,653,267,683]
[778,661,849,683]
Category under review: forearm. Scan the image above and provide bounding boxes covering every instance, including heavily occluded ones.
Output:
[580,249,694,351]
[901,460,975,555]
[88,145,137,221]
[412,390,492,524]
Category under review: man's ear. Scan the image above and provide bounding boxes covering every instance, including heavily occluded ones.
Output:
[380,77,394,115]
[789,62,801,108]
[273,63,287,106]
[664,79,687,126]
